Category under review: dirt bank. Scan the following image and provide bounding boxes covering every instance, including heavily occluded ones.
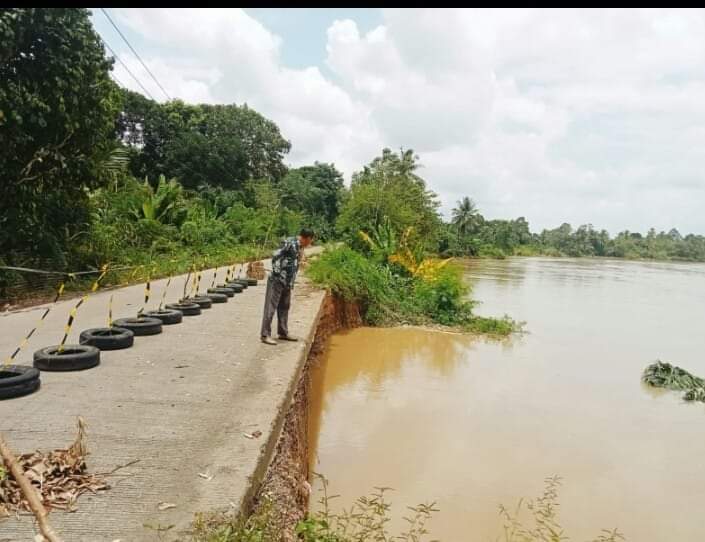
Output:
[253,292,361,540]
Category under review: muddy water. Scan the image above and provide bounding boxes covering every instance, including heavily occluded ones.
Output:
[307,257,705,541]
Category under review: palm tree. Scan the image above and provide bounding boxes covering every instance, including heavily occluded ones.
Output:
[451,197,480,237]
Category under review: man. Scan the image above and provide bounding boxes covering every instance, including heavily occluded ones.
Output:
[260,228,315,345]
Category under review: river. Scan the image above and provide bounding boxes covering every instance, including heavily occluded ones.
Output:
[307,257,705,541]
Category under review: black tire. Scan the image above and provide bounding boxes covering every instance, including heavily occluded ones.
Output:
[246,278,258,286]
[183,296,213,309]
[225,282,244,293]
[233,279,248,289]
[166,302,201,316]
[207,292,228,303]
[0,364,40,387]
[144,309,183,325]
[79,327,134,350]
[0,378,40,400]
[33,345,100,372]
[113,316,163,336]
[208,287,234,297]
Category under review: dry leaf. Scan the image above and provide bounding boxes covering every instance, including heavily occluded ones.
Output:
[197,472,213,481]
[0,418,109,515]
[157,502,176,511]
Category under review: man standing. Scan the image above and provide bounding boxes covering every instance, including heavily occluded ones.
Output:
[260,228,315,345]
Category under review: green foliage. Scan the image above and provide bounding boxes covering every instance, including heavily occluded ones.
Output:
[642,360,705,403]
[337,148,441,251]
[192,497,281,542]
[280,163,345,241]
[297,474,437,542]
[499,476,624,542]
[413,264,474,326]
[119,95,291,189]
[307,245,516,334]
[0,7,121,266]
[448,195,705,262]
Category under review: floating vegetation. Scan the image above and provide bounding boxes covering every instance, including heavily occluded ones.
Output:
[642,360,705,403]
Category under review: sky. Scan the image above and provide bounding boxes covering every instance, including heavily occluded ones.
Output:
[90,8,705,235]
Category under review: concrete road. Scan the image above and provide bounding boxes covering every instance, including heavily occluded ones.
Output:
[0,253,325,541]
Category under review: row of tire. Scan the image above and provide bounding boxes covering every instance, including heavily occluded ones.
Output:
[0,278,259,400]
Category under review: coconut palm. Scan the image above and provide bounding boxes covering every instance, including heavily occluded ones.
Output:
[451,197,480,237]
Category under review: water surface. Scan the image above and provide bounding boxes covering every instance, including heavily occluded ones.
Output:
[308,257,705,541]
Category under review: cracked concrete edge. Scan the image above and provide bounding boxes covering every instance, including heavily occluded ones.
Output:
[227,287,326,522]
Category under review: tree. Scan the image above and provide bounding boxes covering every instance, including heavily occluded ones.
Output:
[337,148,441,249]
[0,8,121,265]
[118,96,291,190]
[280,162,345,240]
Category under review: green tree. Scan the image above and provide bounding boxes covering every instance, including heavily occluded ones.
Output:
[337,148,441,249]
[280,162,345,240]
[0,7,121,265]
[119,97,291,190]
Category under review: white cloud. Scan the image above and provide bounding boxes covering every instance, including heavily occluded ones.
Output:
[108,8,705,234]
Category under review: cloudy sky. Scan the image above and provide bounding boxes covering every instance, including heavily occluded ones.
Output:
[91,8,705,234]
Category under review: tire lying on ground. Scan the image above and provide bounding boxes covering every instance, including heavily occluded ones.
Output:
[183,296,212,309]
[144,309,183,325]
[166,302,201,316]
[34,345,100,372]
[112,316,163,336]
[224,282,244,293]
[208,287,234,297]
[0,365,41,400]
[246,278,258,286]
[206,292,228,303]
[80,327,134,350]
[233,279,248,289]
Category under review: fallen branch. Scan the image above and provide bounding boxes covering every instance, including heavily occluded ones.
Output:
[0,433,63,542]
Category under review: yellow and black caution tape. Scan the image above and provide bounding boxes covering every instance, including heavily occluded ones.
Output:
[58,265,109,352]
[194,262,204,296]
[137,266,156,316]
[3,275,74,366]
[158,276,172,310]
[108,294,114,328]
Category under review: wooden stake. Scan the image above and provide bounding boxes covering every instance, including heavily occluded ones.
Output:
[0,433,63,542]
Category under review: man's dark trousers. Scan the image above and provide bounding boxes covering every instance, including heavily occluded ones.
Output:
[260,275,291,338]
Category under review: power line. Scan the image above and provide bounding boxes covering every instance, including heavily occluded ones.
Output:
[101,38,156,100]
[100,8,171,101]
[110,71,126,88]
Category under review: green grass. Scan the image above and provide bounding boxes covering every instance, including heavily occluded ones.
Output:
[306,245,518,336]
[191,476,625,542]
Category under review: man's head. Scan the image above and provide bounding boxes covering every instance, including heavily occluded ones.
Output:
[298,228,315,248]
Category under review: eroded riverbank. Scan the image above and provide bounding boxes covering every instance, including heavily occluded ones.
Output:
[303,257,705,541]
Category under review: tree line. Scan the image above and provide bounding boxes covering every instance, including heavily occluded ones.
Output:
[2,7,704,282]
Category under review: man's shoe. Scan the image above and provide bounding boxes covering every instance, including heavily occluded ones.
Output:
[261,336,277,345]
[278,335,298,342]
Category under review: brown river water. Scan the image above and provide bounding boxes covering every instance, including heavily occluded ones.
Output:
[307,257,705,541]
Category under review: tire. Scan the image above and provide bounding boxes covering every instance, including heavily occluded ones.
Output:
[0,377,40,400]
[33,345,100,372]
[224,282,244,293]
[208,287,234,297]
[246,278,258,286]
[166,302,201,316]
[0,364,40,387]
[206,292,228,303]
[79,327,134,350]
[112,316,163,336]
[233,279,248,289]
[183,296,212,309]
[144,309,183,325]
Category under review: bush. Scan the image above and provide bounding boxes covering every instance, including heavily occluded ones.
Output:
[413,263,475,326]
[307,245,516,334]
